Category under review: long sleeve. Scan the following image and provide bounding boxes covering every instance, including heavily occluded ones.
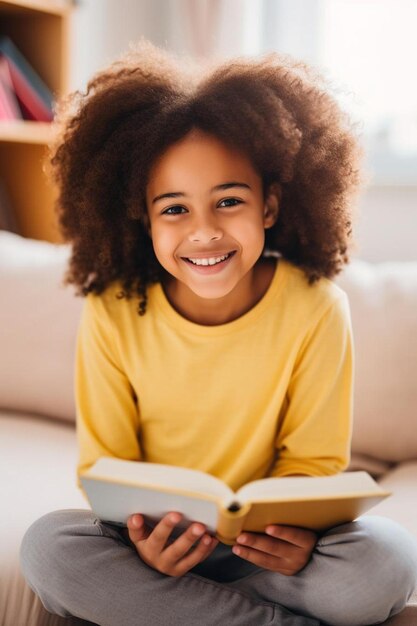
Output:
[75,293,142,494]
[269,292,354,478]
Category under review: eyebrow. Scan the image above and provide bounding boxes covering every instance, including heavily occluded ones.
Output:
[151,182,252,205]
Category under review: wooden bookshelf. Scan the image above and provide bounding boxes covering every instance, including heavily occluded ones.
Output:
[0,0,71,242]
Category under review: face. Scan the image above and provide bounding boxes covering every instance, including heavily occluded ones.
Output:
[145,128,279,307]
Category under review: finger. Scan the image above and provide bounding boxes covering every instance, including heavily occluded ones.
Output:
[146,512,184,552]
[127,514,149,544]
[265,525,318,549]
[232,544,294,573]
[236,532,295,560]
[167,532,220,576]
[162,521,210,563]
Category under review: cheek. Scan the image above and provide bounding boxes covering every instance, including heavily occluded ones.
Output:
[150,227,177,260]
[237,214,266,244]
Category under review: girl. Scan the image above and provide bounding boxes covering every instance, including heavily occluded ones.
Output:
[20,39,417,626]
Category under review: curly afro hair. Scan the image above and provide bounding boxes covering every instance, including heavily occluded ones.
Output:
[47,38,364,316]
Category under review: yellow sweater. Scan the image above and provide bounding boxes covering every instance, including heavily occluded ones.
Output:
[75,258,354,494]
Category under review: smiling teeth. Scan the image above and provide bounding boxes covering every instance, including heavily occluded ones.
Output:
[188,253,231,266]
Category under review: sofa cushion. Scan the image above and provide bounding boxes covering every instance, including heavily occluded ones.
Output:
[0,410,87,626]
[0,232,82,422]
[335,260,417,463]
[370,461,417,538]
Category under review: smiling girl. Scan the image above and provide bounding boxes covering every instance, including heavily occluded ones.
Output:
[20,39,417,626]
[145,129,281,325]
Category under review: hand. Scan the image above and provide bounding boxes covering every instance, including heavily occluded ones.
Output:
[232,524,318,575]
[126,511,219,577]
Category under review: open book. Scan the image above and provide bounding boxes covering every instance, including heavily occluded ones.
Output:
[80,458,391,545]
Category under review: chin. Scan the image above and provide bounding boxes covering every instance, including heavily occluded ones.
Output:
[186,281,237,300]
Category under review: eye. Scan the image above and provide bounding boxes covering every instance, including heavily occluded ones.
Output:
[218,198,242,208]
[162,205,187,215]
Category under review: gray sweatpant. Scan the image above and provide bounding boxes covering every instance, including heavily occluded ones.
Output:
[19,509,417,626]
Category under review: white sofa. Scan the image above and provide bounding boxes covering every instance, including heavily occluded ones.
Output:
[1,230,417,626]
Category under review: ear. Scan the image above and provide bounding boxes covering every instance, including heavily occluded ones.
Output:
[263,182,281,229]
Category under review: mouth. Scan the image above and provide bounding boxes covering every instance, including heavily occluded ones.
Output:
[181,250,237,273]
[181,251,236,267]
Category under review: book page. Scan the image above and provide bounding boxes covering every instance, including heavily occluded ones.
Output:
[84,457,233,500]
[236,471,389,502]
[80,477,222,533]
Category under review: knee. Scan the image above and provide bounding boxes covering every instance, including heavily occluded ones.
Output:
[355,515,417,593]
[20,511,59,585]
[317,515,417,626]
[20,509,91,592]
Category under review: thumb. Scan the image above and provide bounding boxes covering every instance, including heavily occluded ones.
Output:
[127,514,150,544]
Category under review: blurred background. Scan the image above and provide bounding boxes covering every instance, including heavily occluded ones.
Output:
[69,0,417,263]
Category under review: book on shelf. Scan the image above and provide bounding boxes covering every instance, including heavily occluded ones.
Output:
[0,36,54,122]
[80,457,391,545]
[0,56,22,120]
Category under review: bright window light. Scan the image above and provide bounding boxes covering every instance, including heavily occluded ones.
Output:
[317,0,417,183]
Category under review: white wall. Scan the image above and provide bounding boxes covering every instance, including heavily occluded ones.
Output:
[355,186,417,262]
[69,0,170,93]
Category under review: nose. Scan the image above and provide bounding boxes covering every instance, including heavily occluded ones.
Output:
[188,212,223,244]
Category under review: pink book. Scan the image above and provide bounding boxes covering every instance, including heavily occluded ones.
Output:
[0,55,22,120]
[0,83,14,120]
[7,58,53,122]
